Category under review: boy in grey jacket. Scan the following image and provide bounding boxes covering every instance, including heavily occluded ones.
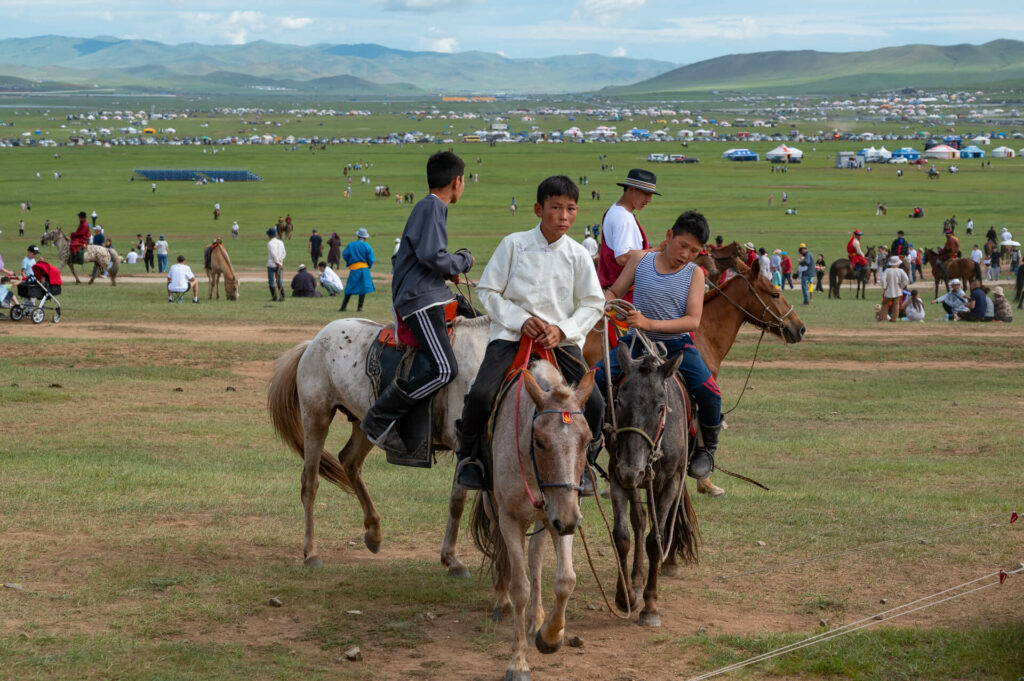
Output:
[361,151,475,457]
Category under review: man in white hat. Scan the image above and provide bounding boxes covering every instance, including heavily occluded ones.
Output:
[932,278,969,320]
[597,168,659,300]
[879,254,909,321]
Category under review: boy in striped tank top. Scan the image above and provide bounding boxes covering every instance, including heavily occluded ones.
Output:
[596,210,722,479]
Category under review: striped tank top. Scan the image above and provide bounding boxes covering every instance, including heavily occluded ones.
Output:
[633,253,696,341]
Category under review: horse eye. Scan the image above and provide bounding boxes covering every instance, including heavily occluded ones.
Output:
[770,291,780,298]
[535,440,546,451]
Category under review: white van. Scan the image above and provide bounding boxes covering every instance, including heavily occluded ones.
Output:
[646,153,669,162]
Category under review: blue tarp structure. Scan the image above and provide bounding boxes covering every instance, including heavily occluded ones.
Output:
[958,145,985,159]
[723,149,759,161]
[891,147,922,161]
[134,169,263,182]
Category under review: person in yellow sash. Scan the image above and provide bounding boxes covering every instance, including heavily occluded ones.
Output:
[340,227,376,312]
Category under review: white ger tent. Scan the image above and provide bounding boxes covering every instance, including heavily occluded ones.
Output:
[765,144,803,163]
[924,144,959,160]
[991,146,1016,158]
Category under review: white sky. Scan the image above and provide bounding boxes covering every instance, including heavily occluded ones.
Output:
[3,0,1021,64]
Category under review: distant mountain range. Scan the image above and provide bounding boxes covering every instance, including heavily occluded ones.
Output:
[0,35,676,96]
[0,36,1022,98]
[606,40,1024,96]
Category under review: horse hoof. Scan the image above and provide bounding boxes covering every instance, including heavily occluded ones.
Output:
[504,670,530,681]
[303,556,323,569]
[492,606,505,623]
[638,612,662,628]
[535,629,562,655]
[447,566,471,580]
[660,563,682,578]
[364,536,381,554]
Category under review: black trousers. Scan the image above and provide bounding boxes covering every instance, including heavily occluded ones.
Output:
[460,340,604,443]
[402,304,458,400]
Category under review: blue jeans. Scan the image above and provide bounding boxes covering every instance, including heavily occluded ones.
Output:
[157,254,168,272]
[801,275,813,304]
[594,333,721,426]
[267,266,282,289]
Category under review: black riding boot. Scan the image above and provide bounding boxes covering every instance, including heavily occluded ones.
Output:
[269,285,278,301]
[454,419,486,490]
[579,437,603,497]
[688,423,720,479]
[278,286,286,301]
[339,294,351,311]
[361,381,416,451]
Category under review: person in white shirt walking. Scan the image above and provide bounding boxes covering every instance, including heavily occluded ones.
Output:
[581,230,599,260]
[266,228,286,301]
[167,255,199,303]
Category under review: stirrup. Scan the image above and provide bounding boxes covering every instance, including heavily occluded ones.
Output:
[687,451,714,480]
[456,458,486,490]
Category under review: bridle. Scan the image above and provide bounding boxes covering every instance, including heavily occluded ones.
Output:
[706,271,796,334]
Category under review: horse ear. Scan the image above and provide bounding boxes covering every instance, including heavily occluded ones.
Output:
[749,257,761,278]
[572,370,596,408]
[660,352,683,380]
[522,369,548,409]
[616,340,635,374]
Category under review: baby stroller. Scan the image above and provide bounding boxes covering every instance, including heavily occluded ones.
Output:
[13,261,62,324]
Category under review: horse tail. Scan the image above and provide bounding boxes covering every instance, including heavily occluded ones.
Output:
[267,341,354,494]
[107,250,119,280]
[671,482,700,566]
[828,264,838,298]
[470,492,508,587]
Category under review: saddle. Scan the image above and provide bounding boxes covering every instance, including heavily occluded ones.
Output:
[365,300,459,468]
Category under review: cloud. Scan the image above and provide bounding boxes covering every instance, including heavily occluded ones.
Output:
[573,0,647,26]
[375,0,481,12]
[611,46,626,57]
[280,16,314,31]
[420,36,458,53]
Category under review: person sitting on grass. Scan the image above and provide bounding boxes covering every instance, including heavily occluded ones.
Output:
[167,255,199,304]
[956,279,992,322]
[594,210,722,480]
[932,279,969,320]
[0,276,20,309]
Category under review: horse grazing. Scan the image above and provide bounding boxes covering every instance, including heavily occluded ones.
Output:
[828,245,876,299]
[922,249,978,298]
[470,360,596,681]
[267,315,488,573]
[41,227,119,286]
[204,239,239,300]
[608,345,699,627]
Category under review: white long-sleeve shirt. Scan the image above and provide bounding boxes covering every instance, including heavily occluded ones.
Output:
[477,225,604,349]
[266,237,286,268]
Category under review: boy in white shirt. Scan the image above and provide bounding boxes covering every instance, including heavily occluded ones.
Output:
[167,255,199,303]
[455,175,604,490]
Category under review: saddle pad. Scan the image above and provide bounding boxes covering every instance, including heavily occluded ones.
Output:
[375,300,459,350]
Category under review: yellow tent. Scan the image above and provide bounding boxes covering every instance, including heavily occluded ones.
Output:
[143,127,156,134]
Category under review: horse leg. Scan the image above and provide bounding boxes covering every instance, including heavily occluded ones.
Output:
[339,423,382,553]
[88,262,99,284]
[498,512,532,681]
[639,478,679,628]
[299,408,333,568]
[69,263,81,284]
[610,482,636,612]
[440,476,471,579]
[535,531,574,655]
[629,487,646,604]
[526,524,546,637]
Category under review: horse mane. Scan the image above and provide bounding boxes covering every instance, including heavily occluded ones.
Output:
[703,266,747,304]
[529,359,572,400]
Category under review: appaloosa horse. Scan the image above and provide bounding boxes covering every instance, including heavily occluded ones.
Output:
[41,227,119,286]
[470,360,595,681]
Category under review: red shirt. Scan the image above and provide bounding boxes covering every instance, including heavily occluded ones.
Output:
[70,219,91,254]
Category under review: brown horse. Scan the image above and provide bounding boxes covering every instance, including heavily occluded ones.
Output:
[827,245,876,299]
[922,248,978,298]
[204,239,239,300]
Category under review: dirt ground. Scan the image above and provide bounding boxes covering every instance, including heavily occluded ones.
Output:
[2,318,1021,681]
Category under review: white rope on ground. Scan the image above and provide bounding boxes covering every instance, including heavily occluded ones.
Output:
[685,563,1024,681]
[718,511,1018,581]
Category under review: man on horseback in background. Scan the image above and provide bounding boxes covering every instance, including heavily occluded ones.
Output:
[360,151,475,458]
[847,229,868,272]
[70,211,91,266]
[455,175,605,491]
[936,225,961,279]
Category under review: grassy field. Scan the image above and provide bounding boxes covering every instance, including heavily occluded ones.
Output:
[1,108,1023,681]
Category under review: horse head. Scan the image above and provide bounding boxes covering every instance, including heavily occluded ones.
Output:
[727,258,806,343]
[612,344,683,490]
[521,362,595,536]
[224,275,239,300]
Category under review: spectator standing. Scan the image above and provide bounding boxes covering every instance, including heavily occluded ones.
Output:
[18,219,24,236]
[780,251,793,289]
[308,229,323,265]
[758,248,771,279]
[879,255,909,322]
[965,217,974,235]
[266,228,286,301]
[988,249,1001,281]
[907,244,919,283]
[339,228,375,312]
[798,244,814,305]
[1010,246,1020,277]
[144,234,155,273]
[582,230,599,259]
[326,232,342,269]
[231,221,239,238]
[154,235,169,273]
[815,252,826,293]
